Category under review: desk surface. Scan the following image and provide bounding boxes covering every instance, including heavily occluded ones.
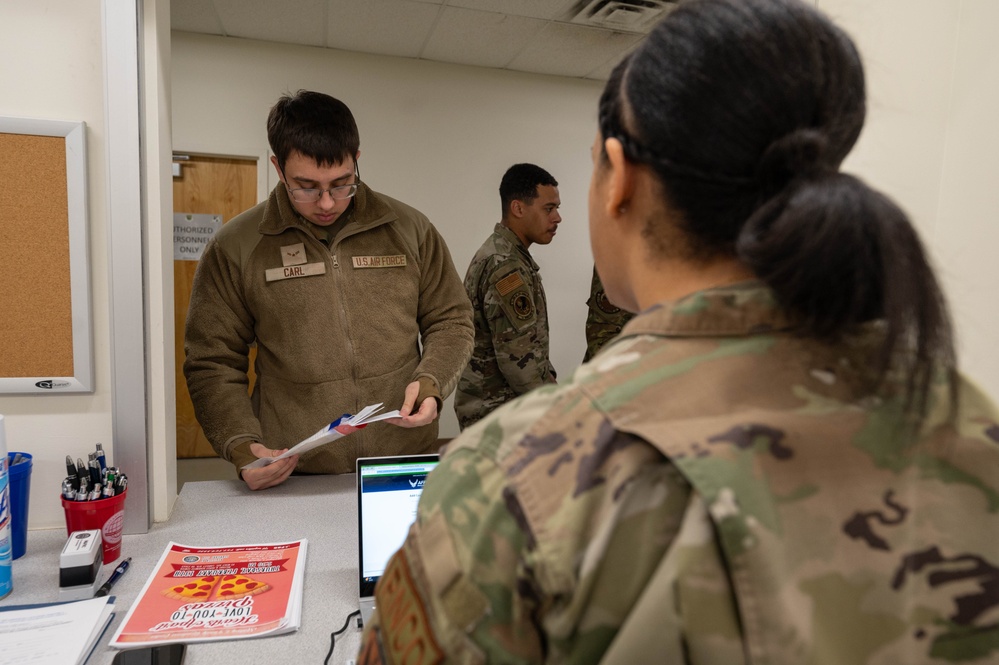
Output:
[1,475,363,664]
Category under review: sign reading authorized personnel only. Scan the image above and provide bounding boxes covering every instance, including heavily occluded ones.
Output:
[174,213,223,261]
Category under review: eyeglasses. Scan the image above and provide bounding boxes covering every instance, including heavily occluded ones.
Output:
[282,164,360,202]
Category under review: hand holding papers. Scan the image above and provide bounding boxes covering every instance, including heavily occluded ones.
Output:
[241,403,401,471]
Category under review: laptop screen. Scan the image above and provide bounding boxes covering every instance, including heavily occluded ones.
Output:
[357,454,439,598]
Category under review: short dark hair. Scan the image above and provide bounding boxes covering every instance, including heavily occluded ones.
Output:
[267,90,359,172]
[597,0,953,416]
[499,163,558,219]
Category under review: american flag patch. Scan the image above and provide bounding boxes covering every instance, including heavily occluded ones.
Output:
[496,271,524,296]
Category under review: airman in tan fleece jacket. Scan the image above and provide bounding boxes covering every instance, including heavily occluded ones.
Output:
[183,181,473,476]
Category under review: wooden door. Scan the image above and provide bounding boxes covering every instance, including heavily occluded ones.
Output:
[173,155,258,458]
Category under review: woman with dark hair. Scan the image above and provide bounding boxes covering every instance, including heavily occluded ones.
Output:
[358,1,999,663]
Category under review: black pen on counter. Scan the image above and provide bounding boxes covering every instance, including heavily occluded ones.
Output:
[95,557,131,597]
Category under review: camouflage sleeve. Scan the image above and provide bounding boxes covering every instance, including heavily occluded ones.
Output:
[358,384,693,664]
[482,266,556,395]
[583,268,634,363]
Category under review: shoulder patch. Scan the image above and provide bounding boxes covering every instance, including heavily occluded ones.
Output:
[375,549,444,665]
[358,628,387,665]
[496,271,525,296]
[510,291,534,320]
[595,289,622,315]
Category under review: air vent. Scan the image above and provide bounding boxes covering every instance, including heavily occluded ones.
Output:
[569,0,678,33]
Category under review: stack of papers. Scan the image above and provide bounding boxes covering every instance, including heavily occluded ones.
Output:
[242,403,401,471]
[110,540,307,647]
[0,595,115,665]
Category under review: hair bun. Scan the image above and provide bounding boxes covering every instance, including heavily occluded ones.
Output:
[757,129,830,195]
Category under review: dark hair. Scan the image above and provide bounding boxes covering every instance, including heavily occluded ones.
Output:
[598,0,954,416]
[500,163,558,219]
[267,90,359,171]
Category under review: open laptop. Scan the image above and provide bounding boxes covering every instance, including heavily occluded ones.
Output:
[356,453,440,626]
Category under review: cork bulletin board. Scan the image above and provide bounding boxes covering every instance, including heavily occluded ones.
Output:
[0,117,92,393]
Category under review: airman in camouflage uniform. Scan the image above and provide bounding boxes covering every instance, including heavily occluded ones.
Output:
[359,283,999,664]
[583,266,635,362]
[454,164,561,430]
[359,1,999,662]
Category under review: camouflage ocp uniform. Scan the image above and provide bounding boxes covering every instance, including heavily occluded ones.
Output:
[583,266,634,362]
[454,224,556,430]
[359,282,999,665]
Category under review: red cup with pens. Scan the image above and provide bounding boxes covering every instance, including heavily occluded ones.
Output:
[60,443,128,564]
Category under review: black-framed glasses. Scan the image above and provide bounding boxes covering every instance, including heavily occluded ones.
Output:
[283,163,360,202]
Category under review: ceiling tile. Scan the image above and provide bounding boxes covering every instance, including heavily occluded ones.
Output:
[446,0,576,21]
[506,22,642,78]
[584,37,644,80]
[169,0,643,82]
[326,0,441,58]
[212,0,327,48]
[170,0,223,34]
[422,7,546,69]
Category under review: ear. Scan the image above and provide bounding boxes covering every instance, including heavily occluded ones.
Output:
[354,149,361,163]
[511,200,525,219]
[270,155,285,183]
[603,137,635,219]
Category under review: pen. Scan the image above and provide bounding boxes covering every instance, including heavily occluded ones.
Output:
[67,457,80,490]
[95,443,107,472]
[95,557,131,597]
[88,458,101,486]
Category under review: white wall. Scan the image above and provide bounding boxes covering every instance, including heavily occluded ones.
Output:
[819,0,999,400]
[934,0,999,396]
[171,33,603,437]
[0,1,115,529]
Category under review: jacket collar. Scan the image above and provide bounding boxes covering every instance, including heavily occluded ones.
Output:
[257,181,397,236]
[494,223,539,271]
[622,282,795,339]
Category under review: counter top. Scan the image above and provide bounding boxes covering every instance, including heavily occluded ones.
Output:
[1,474,363,664]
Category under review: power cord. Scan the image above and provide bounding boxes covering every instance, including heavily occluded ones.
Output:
[324,609,361,665]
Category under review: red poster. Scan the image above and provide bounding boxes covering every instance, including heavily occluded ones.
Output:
[110,540,307,647]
